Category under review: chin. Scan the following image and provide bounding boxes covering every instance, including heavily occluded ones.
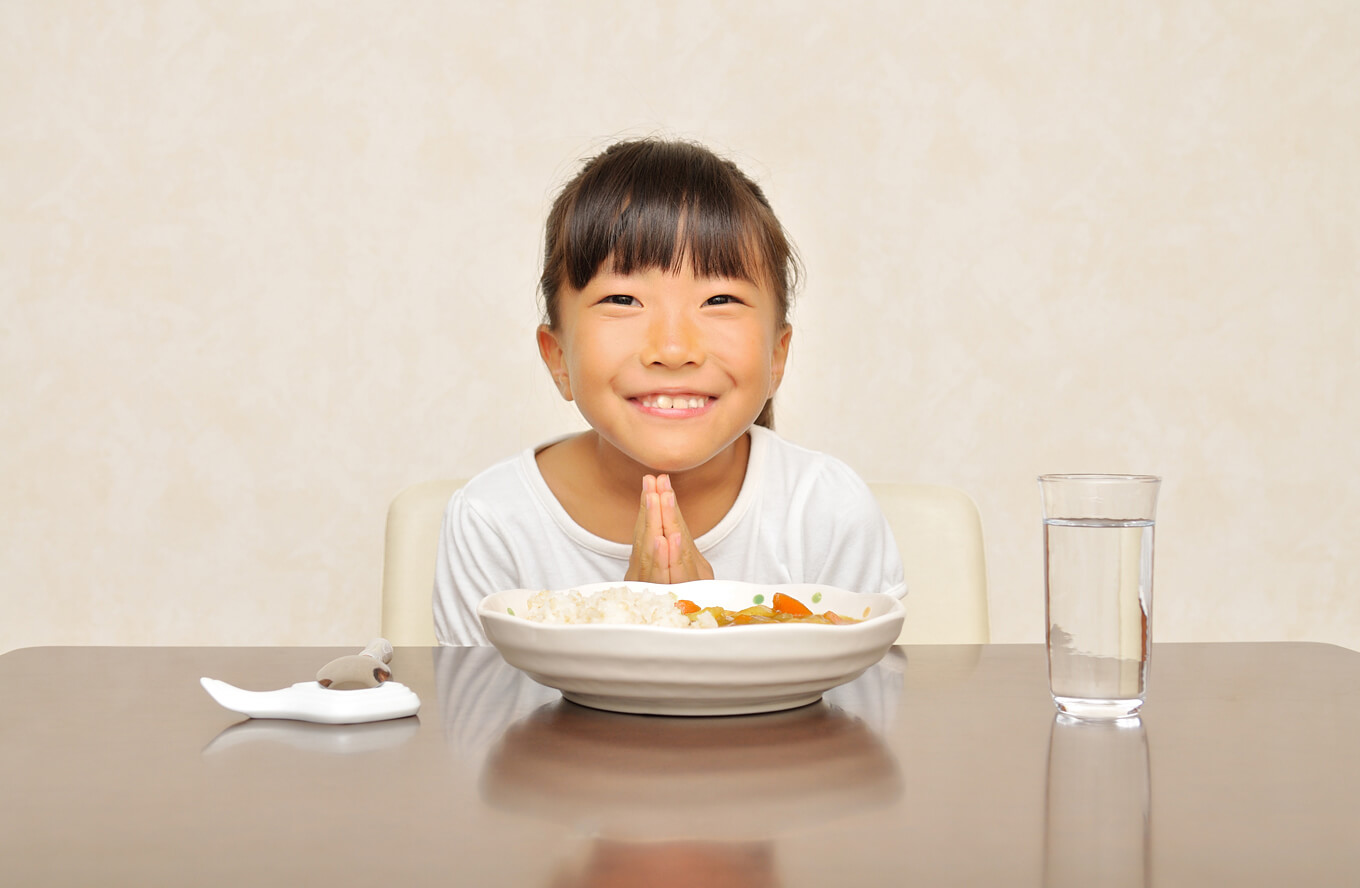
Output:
[632,452,711,475]
[597,423,748,476]
[619,440,722,475]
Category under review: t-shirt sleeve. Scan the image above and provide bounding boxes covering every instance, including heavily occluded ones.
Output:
[797,459,907,600]
[432,488,519,646]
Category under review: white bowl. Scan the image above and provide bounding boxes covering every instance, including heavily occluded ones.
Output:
[477,580,905,716]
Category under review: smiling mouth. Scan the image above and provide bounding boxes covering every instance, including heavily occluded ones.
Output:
[635,394,711,411]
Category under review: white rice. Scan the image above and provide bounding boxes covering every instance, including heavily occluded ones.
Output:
[522,586,696,628]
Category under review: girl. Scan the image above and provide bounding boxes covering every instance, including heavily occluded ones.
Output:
[434,139,904,645]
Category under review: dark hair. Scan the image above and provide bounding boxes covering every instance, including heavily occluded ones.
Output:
[540,139,800,428]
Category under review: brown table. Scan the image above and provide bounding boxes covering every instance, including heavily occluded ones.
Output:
[2,642,1357,886]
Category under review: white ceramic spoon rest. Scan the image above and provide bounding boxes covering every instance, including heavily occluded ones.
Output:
[201,677,421,725]
[201,639,420,725]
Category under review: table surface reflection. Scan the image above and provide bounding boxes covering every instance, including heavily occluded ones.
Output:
[2,642,1358,887]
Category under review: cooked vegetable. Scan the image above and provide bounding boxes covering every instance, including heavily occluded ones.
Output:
[673,593,860,627]
[771,592,812,616]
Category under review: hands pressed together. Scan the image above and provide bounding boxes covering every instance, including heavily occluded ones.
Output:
[624,474,715,584]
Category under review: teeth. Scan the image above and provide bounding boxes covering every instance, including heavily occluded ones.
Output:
[642,396,707,410]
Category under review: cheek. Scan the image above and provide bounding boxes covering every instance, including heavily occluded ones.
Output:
[562,330,620,383]
[716,326,779,371]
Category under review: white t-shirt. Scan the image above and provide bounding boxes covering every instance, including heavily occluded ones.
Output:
[433,425,906,645]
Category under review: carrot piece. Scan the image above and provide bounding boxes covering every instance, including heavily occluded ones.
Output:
[771,592,812,616]
[675,599,701,615]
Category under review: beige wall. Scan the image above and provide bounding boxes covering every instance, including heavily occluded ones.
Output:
[3,1,1357,653]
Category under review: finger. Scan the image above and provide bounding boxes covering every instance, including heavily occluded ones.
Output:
[668,533,684,583]
[666,489,695,546]
[625,483,652,581]
[650,533,666,582]
[624,539,648,582]
[675,531,715,582]
[660,490,681,541]
[652,474,668,523]
[670,502,714,582]
[636,477,661,542]
[630,535,668,585]
[627,529,667,583]
[647,490,665,546]
[646,487,670,582]
[631,483,650,542]
[657,481,713,581]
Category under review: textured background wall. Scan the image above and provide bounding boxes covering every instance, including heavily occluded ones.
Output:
[3,1,1357,653]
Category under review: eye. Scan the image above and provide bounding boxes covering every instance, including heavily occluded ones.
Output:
[704,294,741,306]
[599,294,638,307]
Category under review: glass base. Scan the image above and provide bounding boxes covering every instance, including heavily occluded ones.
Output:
[1053,695,1143,721]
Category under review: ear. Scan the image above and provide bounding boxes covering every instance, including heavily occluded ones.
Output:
[768,324,793,395]
[537,324,573,401]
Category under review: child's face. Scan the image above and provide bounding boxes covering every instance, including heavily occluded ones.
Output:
[538,262,792,475]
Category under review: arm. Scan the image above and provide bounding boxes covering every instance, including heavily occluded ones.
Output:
[433,490,522,646]
[797,462,906,599]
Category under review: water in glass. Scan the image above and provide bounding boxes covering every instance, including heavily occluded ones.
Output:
[1044,517,1153,720]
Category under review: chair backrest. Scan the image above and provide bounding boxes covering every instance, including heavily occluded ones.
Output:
[381,479,465,646]
[874,483,990,644]
[380,479,989,645]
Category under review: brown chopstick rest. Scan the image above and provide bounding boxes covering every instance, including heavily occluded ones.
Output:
[316,638,394,690]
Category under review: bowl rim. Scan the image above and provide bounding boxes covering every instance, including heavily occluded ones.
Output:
[477,580,905,635]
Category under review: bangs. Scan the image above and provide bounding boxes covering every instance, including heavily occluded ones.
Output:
[542,140,796,326]
[563,174,772,290]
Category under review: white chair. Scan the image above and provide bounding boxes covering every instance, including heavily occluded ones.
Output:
[381,479,465,646]
[380,480,989,645]
[874,483,990,644]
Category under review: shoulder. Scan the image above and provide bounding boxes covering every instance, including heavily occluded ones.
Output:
[751,426,877,507]
[445,442,553,532]
[742,429,905,598]
[458,449,533,502]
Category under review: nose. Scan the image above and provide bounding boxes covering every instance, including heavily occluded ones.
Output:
[640,306,704,369]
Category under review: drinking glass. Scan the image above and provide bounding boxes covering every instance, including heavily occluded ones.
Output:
[1039,474,1161,720]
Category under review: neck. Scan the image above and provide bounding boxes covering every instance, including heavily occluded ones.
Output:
[587,430,752,508]
[536,430,754,542]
